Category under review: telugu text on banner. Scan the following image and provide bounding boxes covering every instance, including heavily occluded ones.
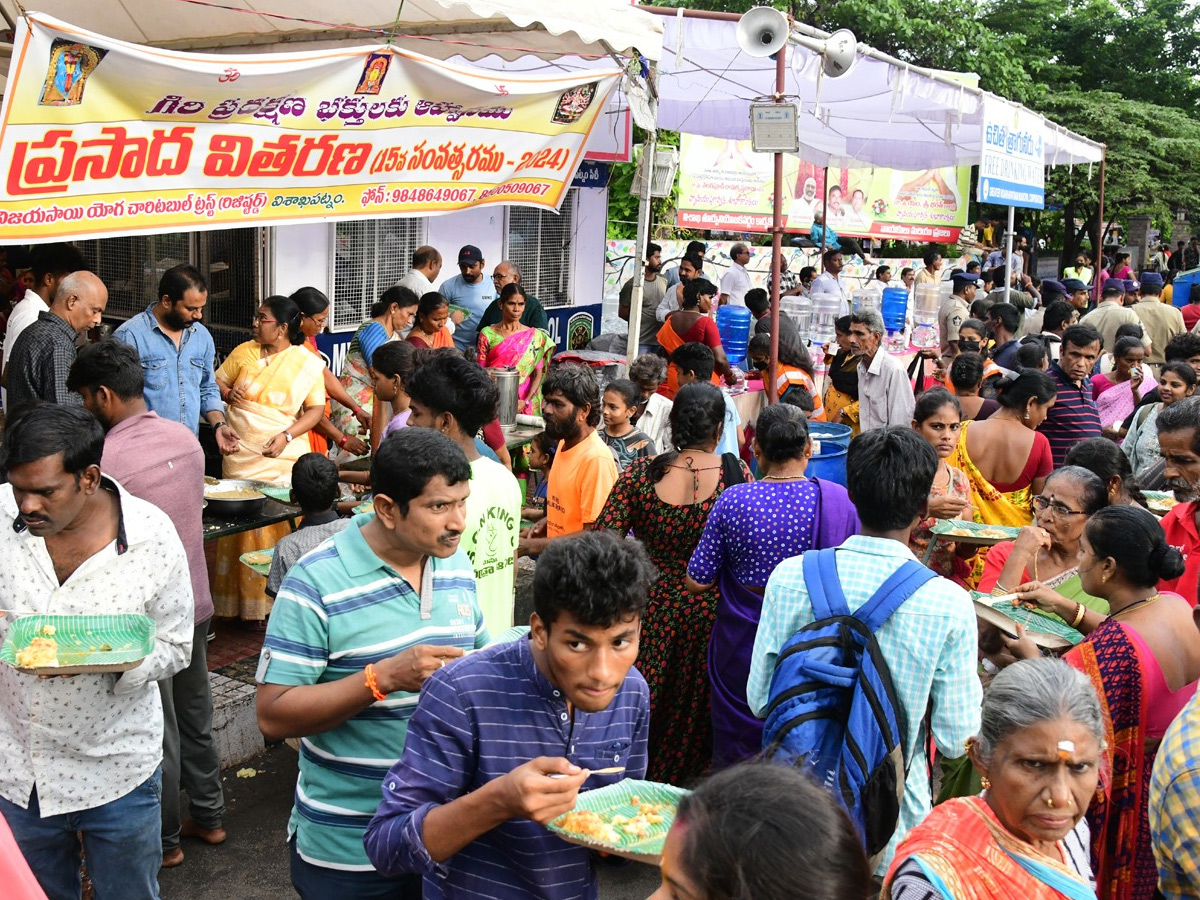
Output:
[676,134,970,243]
[0,14,621,243]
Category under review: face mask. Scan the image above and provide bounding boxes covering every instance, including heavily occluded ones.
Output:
[959,340,981,353]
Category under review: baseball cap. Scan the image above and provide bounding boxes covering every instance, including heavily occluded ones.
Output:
[458,245,484,266]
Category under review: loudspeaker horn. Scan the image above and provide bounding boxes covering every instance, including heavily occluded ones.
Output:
[821,28,858,77]
[736,6,790,58]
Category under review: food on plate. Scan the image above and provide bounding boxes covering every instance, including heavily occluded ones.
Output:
[1148,496,1179,512]
[205,488,264,500]
[555,809,620,844]
[243,550,273,565]
[555,798,669,844]
[16,628,59,668]
[941,524,1012,539]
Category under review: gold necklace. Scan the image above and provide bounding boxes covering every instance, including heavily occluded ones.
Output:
[761,473,807,481]
[1111,594,1162,618]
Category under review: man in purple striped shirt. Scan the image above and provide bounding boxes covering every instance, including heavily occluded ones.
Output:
[364,531,653,900]
[1037,323,1103,466]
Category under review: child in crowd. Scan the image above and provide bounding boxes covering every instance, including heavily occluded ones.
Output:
[599,378,657,472]
[521,430,556,523]
[1015,335,1050,370]
[780,386,816,418]
[628,353,667,420]
[265,453,350,598]
[338,342,419,491]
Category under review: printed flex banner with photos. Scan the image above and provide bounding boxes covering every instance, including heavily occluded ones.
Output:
[0,14,621,243]
[677,134,970,243]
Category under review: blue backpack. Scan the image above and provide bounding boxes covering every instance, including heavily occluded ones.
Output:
[761,548,935,859]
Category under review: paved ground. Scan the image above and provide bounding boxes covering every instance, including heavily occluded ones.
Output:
[160,743,660,900]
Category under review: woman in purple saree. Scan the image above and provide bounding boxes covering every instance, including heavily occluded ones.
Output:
[687,404,859,768]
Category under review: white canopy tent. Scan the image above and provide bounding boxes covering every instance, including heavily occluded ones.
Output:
[0,0,662,62]
[648,8,1103,169]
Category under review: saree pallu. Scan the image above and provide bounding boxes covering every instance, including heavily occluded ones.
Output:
[708,479,859,769]
[1095,378,1154,432]
[1066,620,1158,900]
[478,326,554,416]
[883,796,1095,900]
[947,422,1034,529]
[330,321,389,466]
[213,343,324,620]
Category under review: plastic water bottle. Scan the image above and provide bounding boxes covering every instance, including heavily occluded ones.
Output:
[716,304,753,369]
[881,287,909,353]
[911,283,942,350]
[810,289,840,345]
[852,281,882,314]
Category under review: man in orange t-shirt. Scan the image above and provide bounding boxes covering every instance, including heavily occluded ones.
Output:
[519,364,617,554]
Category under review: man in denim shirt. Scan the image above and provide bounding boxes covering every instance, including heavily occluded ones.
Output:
[114,264,239,453]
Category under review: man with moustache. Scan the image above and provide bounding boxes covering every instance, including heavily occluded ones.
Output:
[365,530,654,900]
[438,245,496,359]
[256,427,487,900]
[113,265,239,451]
[67,339,225,869]
[618,243,668,356]
[0,403,193,900]
[518,364,617,557]
[655,251,703,322]
[1152,397,1200,606]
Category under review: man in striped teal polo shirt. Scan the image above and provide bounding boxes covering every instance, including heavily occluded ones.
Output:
[256,429,488,900]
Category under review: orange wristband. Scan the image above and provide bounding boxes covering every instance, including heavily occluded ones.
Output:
[364,663,387,702]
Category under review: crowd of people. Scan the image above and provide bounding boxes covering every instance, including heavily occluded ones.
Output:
[2,233,1200,900]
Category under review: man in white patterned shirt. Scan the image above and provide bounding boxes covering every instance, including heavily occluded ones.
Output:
[748,426,981,876]
[0,403,194,900]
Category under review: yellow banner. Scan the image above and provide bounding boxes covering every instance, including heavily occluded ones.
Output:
[0,14,621,242]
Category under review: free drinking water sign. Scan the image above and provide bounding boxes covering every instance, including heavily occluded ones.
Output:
[977,100,1045,210]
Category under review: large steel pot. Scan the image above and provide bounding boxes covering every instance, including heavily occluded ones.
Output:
[487,366,521,430]
[202,478,268,518]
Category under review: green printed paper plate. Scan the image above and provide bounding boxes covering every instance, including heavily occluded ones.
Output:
[1143,490,1180,517]
[548,779,688,862]
[353,500,375,516]
[970,592,1084,651]
[239,547,275,577]
[931,520,1021,545]
[1,613,155,675]
[259,484,295,504]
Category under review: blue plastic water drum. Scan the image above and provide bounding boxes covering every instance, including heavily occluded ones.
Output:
[716,304,753,368]
[1172,270,1199,309]
[804,421,853,485]
[881,287,909,333]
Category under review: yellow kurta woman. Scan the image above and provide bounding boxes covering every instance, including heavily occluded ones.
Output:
[212,294,326,622]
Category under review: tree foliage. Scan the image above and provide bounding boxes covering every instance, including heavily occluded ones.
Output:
[613,0,1200,249]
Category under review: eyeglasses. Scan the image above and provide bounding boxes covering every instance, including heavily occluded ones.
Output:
[304,314,329,327]
[252,313,278,324]
[1032,495,1086,517]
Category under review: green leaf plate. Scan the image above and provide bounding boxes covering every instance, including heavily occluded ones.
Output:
[1,613,155,675]
[353,500,374,516]
[970,591,1084,650]
[259,484,295,504]
[1143,490,1180,517]
[548,779,688,863]
[930,520,1021,545]
[239,547,275,577]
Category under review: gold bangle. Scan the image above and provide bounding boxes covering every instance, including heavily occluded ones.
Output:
[1071,603,1086,628]
[991,584,1010,596]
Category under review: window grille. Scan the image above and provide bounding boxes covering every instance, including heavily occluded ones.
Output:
[505,189,577,308]
[331,218,424,333]
[76,227,265,358]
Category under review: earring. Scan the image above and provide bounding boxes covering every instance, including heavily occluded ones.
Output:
[980,776,991,790]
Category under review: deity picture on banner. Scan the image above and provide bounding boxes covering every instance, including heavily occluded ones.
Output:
[39,39,107,106]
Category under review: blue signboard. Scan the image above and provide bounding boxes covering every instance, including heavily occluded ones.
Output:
[572,161,610,189]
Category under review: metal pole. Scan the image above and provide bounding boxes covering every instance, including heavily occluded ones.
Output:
[1003,205,1015,306]
[767,46,786,404]
[819,166,829,254]
[624,139,657,368]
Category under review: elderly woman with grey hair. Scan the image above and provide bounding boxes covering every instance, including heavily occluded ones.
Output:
[847,308,916,430]
[883,658,1103,900]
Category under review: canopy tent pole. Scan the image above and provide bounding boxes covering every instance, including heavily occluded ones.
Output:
[766,45,786,404]
[625,138,657,368]
[1003,206,1015,306]
[1095,147,1107,305]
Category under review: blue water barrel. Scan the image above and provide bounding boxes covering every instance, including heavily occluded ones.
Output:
[1172,270,1200,309]
[805,421,853,485]
[716,304,753,368]
[881,287,909,333]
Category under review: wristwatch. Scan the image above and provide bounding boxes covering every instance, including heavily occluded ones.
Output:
[282,431,293,443]
[214,421,229,431]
